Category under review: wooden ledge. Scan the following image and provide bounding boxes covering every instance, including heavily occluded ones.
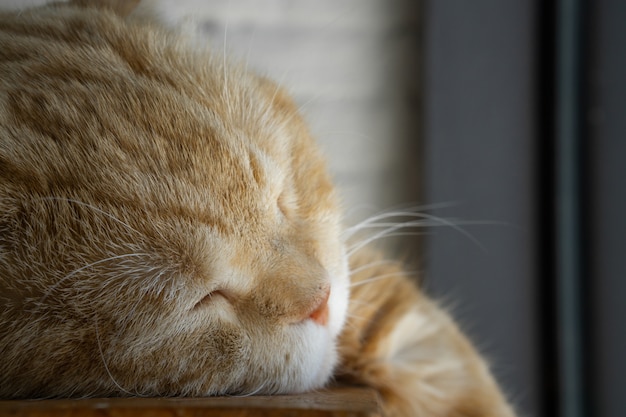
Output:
[0,386,382,417]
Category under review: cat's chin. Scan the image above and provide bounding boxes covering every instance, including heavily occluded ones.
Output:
[188,322,337,397]
[289,319,342,392]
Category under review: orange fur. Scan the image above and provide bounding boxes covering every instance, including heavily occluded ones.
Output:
[0,1,516,415]
[337,249,516,416]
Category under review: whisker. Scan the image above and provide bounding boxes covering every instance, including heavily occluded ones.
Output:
[94,315,142,397]
[41,197,142,237]
[347,230,427,258]
[350,271,416,288]
[268,67,292,106]
[346,220,440,235]
[343,203,459,238]
[315,129,376,140]
[349,259,402,276]
[345,211,490,255]
[232,380,268,397]
[39,253,151,303]
[346,231,432,257]
[346,219,503,238]
[295,93,322,115]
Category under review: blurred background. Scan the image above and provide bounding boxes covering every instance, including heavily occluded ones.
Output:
[3,1,624,416]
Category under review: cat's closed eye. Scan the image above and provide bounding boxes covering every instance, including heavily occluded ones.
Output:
[192,290,230,311]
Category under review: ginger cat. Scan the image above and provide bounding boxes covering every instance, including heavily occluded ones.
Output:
[0,1,516,416]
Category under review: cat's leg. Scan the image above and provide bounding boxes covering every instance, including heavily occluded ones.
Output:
[336,249,517,417]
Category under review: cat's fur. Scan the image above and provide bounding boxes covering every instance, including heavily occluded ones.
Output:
[0,1,516,416]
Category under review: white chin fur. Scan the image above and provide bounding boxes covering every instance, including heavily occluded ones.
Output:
[290,259,351,393]
[292,324,338,392]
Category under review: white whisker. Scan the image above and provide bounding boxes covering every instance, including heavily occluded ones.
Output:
[346,219,501,240]
[349,259,401,276]
[344,209,491,255]
[295,93,322,115]
[39,253,151,303]
[232,380,268,397]
[268,67,291,106]
[315,129,376,140]
[41,197,141,237]
[346,232,428,258]
[350,271,416,289]
[343,204,456,238]
[347,230,426,258]
[94,315,141,397]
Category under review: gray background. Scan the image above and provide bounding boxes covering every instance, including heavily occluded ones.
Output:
[423,1,539,416]
[588,1,626,417]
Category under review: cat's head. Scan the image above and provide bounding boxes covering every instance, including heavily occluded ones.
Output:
[0,0,349,398]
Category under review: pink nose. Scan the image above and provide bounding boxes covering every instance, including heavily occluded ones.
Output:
[308,289,330,326]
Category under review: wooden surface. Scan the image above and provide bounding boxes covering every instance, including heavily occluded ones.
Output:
[0,387,381,417]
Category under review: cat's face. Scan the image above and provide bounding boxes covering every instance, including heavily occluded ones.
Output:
[0,2,349,398]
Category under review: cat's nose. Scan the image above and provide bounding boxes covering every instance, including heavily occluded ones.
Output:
[306,287,330,326]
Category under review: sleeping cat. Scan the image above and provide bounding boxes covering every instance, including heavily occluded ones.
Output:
[0,1,516,416]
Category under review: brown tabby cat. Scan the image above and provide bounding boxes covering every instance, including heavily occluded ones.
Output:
[0,1,516,416]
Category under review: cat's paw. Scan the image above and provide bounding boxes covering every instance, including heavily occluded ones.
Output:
[337,249,516,416]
